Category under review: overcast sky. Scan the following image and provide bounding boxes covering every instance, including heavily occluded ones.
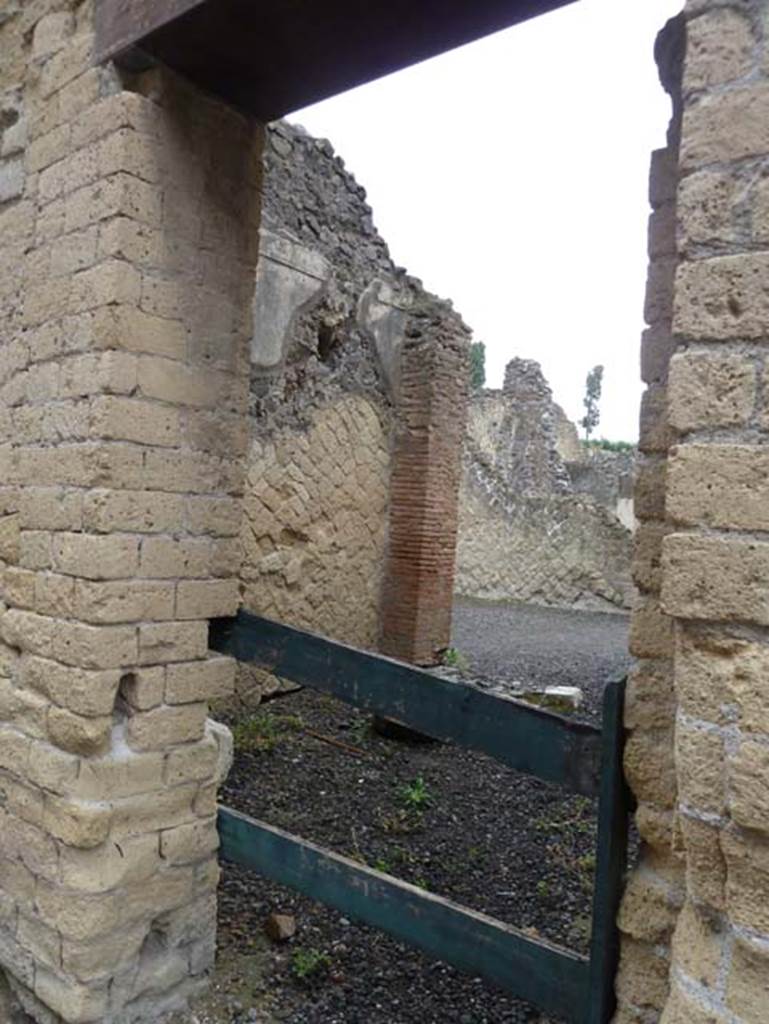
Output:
[290,0,683,441]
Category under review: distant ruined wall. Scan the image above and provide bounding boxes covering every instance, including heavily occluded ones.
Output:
[457,360,634,611]
[567,448,637,532]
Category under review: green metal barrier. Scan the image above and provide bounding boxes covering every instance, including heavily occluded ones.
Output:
[211,610,630,1024]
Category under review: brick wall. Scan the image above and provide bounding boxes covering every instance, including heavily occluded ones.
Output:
[380,301,470,665]
[0,3,262,1020]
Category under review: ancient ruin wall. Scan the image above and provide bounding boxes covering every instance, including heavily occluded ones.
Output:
[0,5,261,1020]
[618,5,769,1022]
[456,360,634,611]
[232,122,399,703]
[233,121,470,697]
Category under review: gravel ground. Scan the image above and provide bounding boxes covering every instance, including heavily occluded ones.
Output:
[203,600,632,1024]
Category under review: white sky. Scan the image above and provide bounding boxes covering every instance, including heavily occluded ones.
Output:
[290,0,684,441]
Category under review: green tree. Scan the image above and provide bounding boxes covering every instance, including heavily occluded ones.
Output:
[469,341,486,390]
[580,364,604,440]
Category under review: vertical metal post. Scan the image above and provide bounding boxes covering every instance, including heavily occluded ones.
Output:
[586,679,630,1024]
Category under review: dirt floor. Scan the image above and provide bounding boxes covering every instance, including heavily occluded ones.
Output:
[178,600,632,1024]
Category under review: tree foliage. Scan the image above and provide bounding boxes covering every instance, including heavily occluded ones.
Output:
[580,364,604,440]
[469,341,486,390]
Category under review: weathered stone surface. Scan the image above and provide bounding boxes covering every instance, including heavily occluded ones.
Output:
[662,533,769,626]
[683,9,755,92]
[668,353,756,433]
[669,444,769,530]
[680,85,769,171]
[673,253,769,341]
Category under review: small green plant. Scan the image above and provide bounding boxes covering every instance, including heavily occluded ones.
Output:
[291,947,331,981]
[584,438,635,453]
[399,776,432,809]
[232,711,303,753]
[374,857,392,874]
[536,879,550,898]
[442,647,469,673]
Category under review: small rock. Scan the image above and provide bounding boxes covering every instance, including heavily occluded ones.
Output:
[264,912,297,943]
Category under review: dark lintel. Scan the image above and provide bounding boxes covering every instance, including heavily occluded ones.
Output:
[95,0,580,121]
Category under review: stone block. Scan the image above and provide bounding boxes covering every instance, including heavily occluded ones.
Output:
[160,817,219,865]
[22,656,121,717]
[26,741,80,796]
[75,747,165,802]
[62,922,147,983]
[110,784,198,838]
[629,597,674,659]
[649,147,678,209]
[675,625,736,727]
[674,253,769,341]
[721,827,769,933]
[90,394,182,447]
[119,667,165,711]
[669,444,769,530]
[126,703,208,751]
[662,533,769,626]
[668,353,756,433]
[726,933,769,1022]
[634,457,666,522]
[43,794,111,849]
[74,578,175,624]
[641,326,676,386]
[644,257,676,327]
[33,13,75,59]
[671,901,723,993]
[48,707,112,756]
[632,520,668,593]
[59,833,160,895]
[165,732,219,786]
[52,532,139,580]
[679,814,726,913]
[618,869,681,943]
[137,621,208,665]
[638,385,673,455]
[624,661,675,731]
[83,489,185,534]
[677,169,739,251]
[165,657,236,704]
[681,84,769,171]
[139,536,213,579]
[624,728,676,810]
[729,739,769,832]
[175,579,239,619]
[675,720,725,817]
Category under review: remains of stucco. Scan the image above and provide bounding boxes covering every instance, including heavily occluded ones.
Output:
[457,360,634,611]
[0,4,261,1019]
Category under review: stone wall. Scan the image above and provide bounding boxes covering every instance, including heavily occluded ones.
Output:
[567,448,636,532]
[618,4,769,1022]
[0,4,260,1020]
[456,359,634,611]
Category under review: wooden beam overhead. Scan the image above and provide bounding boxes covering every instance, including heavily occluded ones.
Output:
[95,0,580,121]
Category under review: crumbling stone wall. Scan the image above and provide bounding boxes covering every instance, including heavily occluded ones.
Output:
[457,360,634,611]
[0,3,261,1020]
[567,448,636,531]
[618,4,769,1022]
[236,122,469,698]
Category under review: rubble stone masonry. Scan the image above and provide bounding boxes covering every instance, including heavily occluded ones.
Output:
[0,2,262,1020]
[618,2,769,1022]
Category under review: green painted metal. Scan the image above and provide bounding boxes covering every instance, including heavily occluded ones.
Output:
[210,611,602,797]
[218,806,591,1023]
[215,612,630,1023]
[586,680,630,1023]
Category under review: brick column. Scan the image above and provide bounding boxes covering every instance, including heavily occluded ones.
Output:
[0,5,261,1021]
[379,300,470,666]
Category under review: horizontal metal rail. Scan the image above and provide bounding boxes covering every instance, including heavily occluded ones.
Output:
[218,806,591,1023]
[210,610,602,797]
